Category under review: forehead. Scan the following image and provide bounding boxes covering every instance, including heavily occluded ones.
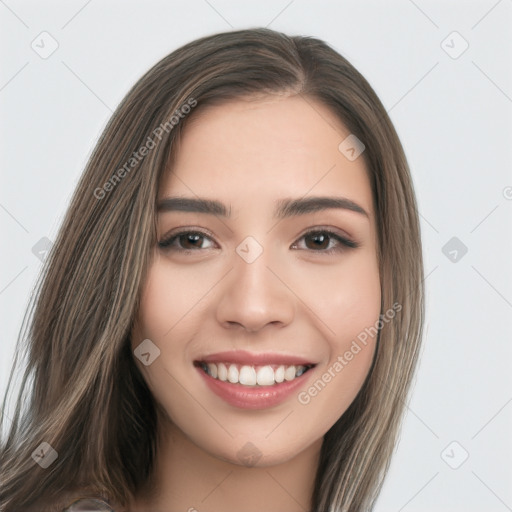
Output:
[160,95,373,216]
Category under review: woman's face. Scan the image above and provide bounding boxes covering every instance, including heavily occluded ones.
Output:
[131,94,381,467]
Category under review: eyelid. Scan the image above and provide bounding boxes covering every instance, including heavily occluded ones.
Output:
[294,225,356,244]
[290,226,359,252]
[157,226,219,250]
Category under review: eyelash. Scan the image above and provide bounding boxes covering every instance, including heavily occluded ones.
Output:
[157,228,359,254]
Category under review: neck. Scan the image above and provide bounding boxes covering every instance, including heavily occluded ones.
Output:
[129,415,322,512]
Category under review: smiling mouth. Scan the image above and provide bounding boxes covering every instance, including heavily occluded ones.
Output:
[194,361,316,387]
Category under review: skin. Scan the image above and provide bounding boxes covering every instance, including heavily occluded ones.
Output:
[128,94,381,512]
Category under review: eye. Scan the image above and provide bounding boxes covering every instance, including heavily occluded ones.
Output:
[291,229,359,254]
[158,228,359,254]
[158,230,216,251]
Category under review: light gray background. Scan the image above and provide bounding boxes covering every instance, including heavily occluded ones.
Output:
[1,1,511,510]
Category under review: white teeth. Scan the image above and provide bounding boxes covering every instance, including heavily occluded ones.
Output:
[217,362,228,381]
[227,364,239,383]
[239,365,257,385]
[284,365,296,381]
[274,365,285,383]
[256,365,274,386]
[200,361,311,386]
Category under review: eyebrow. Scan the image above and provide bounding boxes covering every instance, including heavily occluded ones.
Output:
[156,195,369,219]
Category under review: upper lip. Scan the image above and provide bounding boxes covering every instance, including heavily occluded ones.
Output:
[195,350,316,367]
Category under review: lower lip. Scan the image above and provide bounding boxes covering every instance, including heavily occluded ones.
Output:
[195,365,315,410]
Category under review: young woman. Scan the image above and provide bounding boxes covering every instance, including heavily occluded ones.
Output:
[0,28,424,512]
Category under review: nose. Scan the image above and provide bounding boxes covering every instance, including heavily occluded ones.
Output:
[215,247,295,333]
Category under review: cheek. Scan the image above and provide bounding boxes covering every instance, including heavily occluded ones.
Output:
[292,250,381,346]
[131,255,215,390]
[290,252,381,421]
[130,259,189,391]
[134,255,210,341]
[130,260,202,425]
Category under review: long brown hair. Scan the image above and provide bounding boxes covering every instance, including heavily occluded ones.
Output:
[0,28,424,511]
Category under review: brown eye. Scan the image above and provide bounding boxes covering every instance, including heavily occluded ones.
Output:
[158,230,215,251]
[291,229,359,253]
[178,233,206,249]
[304,232,331,250]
